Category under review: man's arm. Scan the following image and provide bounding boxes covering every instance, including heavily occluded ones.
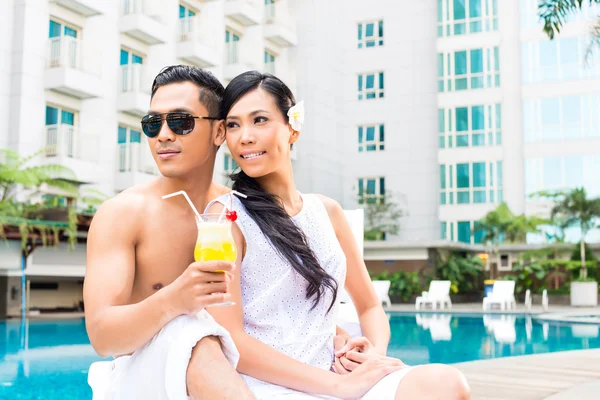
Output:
[83,195,177,357]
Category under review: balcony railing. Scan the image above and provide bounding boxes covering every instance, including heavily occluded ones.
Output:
[265,3,276,20]
[117,142,158,174]
[47,36,81,69]
[119,64,149,93]
[226,42,239,64]
[122,0,143,15]
[178,16,196,42]
[264,61,275,74]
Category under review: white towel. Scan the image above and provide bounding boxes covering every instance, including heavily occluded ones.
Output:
[88,311,239,400]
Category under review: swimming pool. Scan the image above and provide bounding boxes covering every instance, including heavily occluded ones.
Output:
[0,313,599,399]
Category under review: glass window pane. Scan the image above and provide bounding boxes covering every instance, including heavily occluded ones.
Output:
[366,179,376,195]
[379,72,384,89]
[470,49,483,73]
[456,107,469,131]
[179,5,186,18]
[130,130,141,143]
[379,178,385,195]
[132,54,143,64]
[564,156,583,188]
[473,191,486,203]
[61,110,74,125]
[49,20,61,38]
[378,21,384,37]
[455,51,467,75]
[118,126,127,144]
[494,47,500,72]
[457,163,470,188]
[458,221,471,243]
[456,135,469,147]
[497,161,503,186]
[440,164,446,189]
[472,133,485,146]
[358,75,363,91]
[473,162,486,187]
[541,98,560,141]
[469,0,482,18]
[45,106,58,125]
[472,105,484,130]
[64,26,77,38]
[358,126,363,144]
[357,23,362,40]
[366,126,375,141]
[543,157,562,189]
[366,74,374,89]
[441,222,447,239]
[474,223,485,243]
[439,109,445,133]
[379,125,385,142]
[120,49,129,65]
[365,23,374,37]
[438,53,444,77]
[454,0,466,19]
[358,179,364,195]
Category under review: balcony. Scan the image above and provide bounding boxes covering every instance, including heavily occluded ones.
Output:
[50,0,108,16]
[225,0,262,26]
[177,17,220,68]
[43,125,101,184]
[117,64,152,117]
[223,42,254,81]
[263,2,297,47]
[44,37,102,99]
[120,0,168,45]
[115,142,159,191]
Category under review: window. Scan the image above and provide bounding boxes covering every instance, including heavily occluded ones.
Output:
[521,37,600,84]
[49,19,78,39]
[179,4,196,18]
[438,0,498,37]
[358,177,385,204]
[523,95,600,143]
[525,154,600,198]
[440,161,503,205]
[48,19,79,68]
[264,51,276,74]
[520,0,599,30]
[498,254,512,271]
[179,4,197,38]
[439,104,501,148]
[438,47,500,92]
[358,72,384,100]
[358,20,384,48]
[224,154,238,175]
[117,126,142,172]
[226,29,240,64]
[45,105,76,157]
[358,124,384,152]
[120,49,143,66]
[442,220,486,244]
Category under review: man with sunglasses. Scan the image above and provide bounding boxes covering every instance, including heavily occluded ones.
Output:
[84,65,254,399]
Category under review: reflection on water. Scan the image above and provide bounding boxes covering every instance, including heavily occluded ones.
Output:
[387,313,600,366]
[1,315,599,398]
[0,319,105,399]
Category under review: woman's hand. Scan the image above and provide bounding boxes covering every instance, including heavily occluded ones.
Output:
[333,336,375,374]
[333,354,405,399]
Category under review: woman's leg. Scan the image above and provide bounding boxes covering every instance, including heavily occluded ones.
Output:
[393,364,470,400]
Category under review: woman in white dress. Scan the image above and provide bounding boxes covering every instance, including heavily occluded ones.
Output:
[205,71,470,400]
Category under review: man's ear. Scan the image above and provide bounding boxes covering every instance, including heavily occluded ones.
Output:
[214,120,226,146]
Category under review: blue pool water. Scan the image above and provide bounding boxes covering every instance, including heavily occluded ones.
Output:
[1,313,599,399]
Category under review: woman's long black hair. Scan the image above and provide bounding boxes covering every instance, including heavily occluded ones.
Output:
[220,71,338,312]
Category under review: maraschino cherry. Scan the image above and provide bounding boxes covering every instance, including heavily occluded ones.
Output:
[225,210,237,222]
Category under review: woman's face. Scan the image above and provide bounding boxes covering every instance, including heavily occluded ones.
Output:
[225,88,297,179]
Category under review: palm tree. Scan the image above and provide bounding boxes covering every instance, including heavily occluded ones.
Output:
[0,148,77,201]
[539,0,600,58]
[550,187,600,280]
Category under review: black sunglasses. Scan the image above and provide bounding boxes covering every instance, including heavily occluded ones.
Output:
[140,112,218,138]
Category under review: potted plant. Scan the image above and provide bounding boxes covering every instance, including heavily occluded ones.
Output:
[548,188,600,306]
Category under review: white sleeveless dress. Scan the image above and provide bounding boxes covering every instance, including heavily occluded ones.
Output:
[207,193,413,400]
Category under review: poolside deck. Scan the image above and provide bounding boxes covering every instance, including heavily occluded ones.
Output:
[455,349,600,400]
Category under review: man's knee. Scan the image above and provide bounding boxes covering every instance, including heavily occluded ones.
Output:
[187,336,225,376]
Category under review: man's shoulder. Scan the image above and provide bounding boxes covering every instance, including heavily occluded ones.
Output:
[92,182,156,225]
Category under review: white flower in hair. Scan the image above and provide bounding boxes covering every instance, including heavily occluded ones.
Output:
[287,101,304,132]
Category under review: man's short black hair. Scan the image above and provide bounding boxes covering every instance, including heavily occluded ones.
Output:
[151,65,224,117]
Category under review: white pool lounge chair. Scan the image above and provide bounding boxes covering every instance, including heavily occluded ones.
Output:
[416,313,452,341]
[482,280,516,311]
[415,280,452,310]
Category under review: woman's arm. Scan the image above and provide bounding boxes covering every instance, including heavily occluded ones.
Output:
[317,195,391,355]
[204,203,343,396]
